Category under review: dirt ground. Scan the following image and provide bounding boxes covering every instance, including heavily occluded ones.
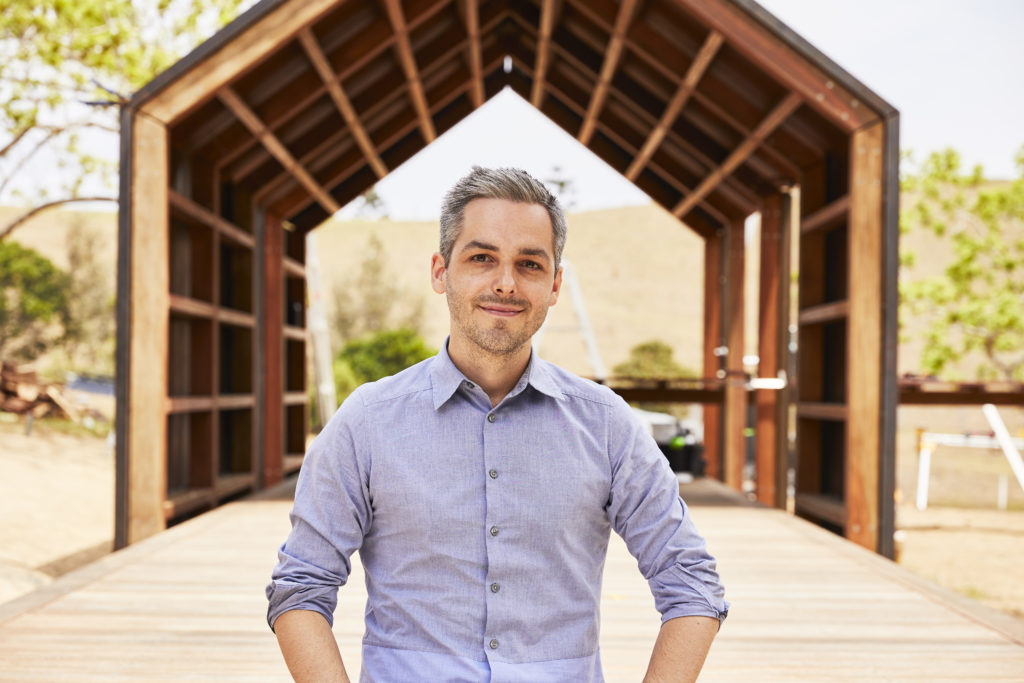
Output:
[2,402,1023,625]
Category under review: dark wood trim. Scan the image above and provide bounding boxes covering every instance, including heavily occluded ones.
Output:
[464,0,485,107]
[797,402,848,421]
[672,0,879,131]
[298,28,388,178]
[284,391,307,406]
[218,87,341,214]
[626,31,723,181]
[703,230,724,480]
[723,218,747,489]
[578,0,639,144]
[382,0,437,142]
[798,300,849,326]
[801,194,849,234]
[531,0,558,106]
[795,492,845,527]
[673,92,802,218]
[169,190,254,248]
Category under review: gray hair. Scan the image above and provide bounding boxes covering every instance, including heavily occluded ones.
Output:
[439,166,568,270]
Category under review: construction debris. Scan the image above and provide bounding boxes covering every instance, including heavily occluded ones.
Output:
[1,362,80,422]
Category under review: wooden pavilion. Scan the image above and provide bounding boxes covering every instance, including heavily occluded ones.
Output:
[116,0,900,555]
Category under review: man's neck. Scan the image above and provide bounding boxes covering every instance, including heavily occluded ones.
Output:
[447,338,532,407]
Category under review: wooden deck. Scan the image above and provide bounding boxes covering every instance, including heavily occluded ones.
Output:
[1,479,1022,681]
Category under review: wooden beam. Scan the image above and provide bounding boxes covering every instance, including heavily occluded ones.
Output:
[531,0,558,107]
[382,0,437,142]
[846,120,885,551]
[723,218,746,490]
[464,0,485,107]
[537,70,733,227]
[756,192,790,508]
[139,0,339,124]
[673,92,802,219]
[703,231,724,480]
[262,212,284,489]
[801,194,850,234]
[798,300,850,325]
[577,0,639,145]
[626,31,723,181]
[298,28,388,179]
[218,87,340,215]
[671,0,878,132]
[127,113,169,544]
[168,190,254,249]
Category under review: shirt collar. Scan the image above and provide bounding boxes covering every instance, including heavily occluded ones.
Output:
[429,338,565,410]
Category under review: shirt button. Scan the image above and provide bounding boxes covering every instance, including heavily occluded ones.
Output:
[489,469,498,479]
[489,525,499,537]
[487,413,496,423]
[489,639,499,650]
[491,582,500,593]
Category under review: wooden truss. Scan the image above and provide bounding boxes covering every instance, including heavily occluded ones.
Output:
[118,0,899,556]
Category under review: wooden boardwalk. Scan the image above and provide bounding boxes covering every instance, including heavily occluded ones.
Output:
[1,480,1022,681]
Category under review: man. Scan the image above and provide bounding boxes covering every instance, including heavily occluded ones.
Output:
[266,167,728,682]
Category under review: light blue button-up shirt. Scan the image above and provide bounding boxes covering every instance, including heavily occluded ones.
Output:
[267,343,728,682]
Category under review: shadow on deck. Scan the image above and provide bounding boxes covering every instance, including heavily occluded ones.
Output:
[0,479,1022,681]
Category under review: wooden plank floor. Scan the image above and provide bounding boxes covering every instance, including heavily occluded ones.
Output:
[1,480,1022,681]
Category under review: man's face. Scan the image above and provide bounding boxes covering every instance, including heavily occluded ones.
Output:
[431,197,562,359]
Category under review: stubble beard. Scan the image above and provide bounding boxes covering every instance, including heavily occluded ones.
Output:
[447,287,546,358]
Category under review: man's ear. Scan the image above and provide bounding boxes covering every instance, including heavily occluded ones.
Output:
[549,266,564,306]
[430,252,447,294]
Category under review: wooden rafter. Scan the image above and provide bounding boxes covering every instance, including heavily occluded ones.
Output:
[464,0,485,107]
[672,0,875,132]
[218,87,341,215]
[626,31,723,181]
[577,0,639,145]
[673,92,801,219]
[532,65,730,228]
[530,0,557,107]
[298,28,388,179]
[383,0,437,142]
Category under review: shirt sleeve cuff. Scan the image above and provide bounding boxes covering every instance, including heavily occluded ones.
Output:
[265,581,339,632]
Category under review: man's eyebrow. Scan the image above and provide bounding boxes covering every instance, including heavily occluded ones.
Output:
[460,240,498,253]
[518,247,552,262]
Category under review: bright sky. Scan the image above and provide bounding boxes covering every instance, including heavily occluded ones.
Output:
[360,0,1024,220]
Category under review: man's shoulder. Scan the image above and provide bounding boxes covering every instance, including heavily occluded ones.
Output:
[348,355,435,408]
[534,357,622,408]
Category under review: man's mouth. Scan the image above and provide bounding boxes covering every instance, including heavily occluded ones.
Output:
[479,304,523,317]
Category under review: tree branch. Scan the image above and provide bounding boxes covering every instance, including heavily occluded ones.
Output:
[0,196,117,242]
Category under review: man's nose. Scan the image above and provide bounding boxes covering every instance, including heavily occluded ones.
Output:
[493,264,517,295]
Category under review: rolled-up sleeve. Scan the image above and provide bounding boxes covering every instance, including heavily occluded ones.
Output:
[265,391,373,631]
[604,397,729,624]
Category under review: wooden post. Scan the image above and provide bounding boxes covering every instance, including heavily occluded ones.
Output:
[262,212,285,488]
[756,193,791,508]
[703,230,723,481]
[127,112,169,544]
[723,217,746,490]
[846,121,884,551]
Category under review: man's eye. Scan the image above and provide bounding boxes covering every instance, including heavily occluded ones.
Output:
[522,261,542,270]
[470,254,490,262]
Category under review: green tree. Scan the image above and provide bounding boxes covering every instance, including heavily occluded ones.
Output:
[613,340,694,379]
[900,147,1024,380]
[613,340,695,418]
[334,328,434,400]
[0,0,247,240]
[0,240,71,360]
[62,221,116,374]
